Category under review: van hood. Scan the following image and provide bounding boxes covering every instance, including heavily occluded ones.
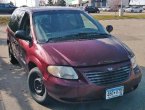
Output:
[42,38,130,67]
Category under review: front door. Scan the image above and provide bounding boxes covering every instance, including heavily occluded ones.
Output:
[18,13,31,68]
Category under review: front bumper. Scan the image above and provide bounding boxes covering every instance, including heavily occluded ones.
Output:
[43,70,142,103]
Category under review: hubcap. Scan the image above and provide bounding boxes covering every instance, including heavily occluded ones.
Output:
[34,78,43,94]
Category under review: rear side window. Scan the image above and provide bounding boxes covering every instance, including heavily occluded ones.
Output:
[8,9,25,32]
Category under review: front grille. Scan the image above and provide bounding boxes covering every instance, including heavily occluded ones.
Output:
[85,65,131,86]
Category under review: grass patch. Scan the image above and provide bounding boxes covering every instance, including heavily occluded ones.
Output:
[93,14,145,20]
[0,14,145,25]
[0,16,10,25]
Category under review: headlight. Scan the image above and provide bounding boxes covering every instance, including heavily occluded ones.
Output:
[47,66,78,80]
[131,56,137,69]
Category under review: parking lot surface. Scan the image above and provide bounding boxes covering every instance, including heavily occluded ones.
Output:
[0,19,145,110]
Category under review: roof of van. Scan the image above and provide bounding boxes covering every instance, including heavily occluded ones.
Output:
[18,6,81,13]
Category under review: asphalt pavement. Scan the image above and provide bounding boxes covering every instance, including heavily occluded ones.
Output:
[0,19,145,110]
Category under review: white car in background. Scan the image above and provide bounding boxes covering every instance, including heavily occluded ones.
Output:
[99,7,111,12]
[125,6,143,13]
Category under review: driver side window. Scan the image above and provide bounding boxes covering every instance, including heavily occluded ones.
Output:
[20,13,31,37]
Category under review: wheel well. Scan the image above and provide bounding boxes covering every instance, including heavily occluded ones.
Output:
[28,62,37,71]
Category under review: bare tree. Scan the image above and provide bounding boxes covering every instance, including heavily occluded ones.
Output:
[10,1,14,6]
[39,0,46,6]
[108,0,121,11]
[54,0,66,6]
[46,0,53,6]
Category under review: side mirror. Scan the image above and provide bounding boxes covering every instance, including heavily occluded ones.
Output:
[106,25,113,33]
[15,30,32,42]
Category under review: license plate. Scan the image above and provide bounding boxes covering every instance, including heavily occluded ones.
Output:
[106,86,124,100]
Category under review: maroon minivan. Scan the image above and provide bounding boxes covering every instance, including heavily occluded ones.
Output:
[7,7,142,104]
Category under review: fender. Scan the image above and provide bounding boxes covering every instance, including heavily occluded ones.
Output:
[26,55,48,76]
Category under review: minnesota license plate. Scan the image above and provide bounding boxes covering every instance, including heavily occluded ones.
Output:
[106,86,124,100]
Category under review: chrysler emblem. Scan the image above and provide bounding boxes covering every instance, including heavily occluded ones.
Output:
[107,67,113,71]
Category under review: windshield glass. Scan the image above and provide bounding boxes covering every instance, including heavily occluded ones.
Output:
[33,10,108,43]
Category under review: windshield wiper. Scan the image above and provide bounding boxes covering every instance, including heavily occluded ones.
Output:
[47,36,73,42]
[47,32,109,42]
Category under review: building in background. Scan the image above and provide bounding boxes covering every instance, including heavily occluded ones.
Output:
[130,0,145,5]
[93,0,108,7]
[25,0,39,7]
[66,0,130,7]
[94,0,130,7]
[65,0,87,5]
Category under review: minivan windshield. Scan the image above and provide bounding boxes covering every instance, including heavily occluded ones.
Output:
[33,10,108,43]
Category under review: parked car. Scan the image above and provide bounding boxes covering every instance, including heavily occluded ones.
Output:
[7,7,142,104]
[0,3,17,14]
[99,7,111,12]
[85,6,100,13]
[125,6,143,13]
[20,5,28,7]
[123,6,129,11]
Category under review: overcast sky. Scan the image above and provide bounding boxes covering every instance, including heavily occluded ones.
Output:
[4,0,27,6]
[4,0,145,6]
[9,0,46,7]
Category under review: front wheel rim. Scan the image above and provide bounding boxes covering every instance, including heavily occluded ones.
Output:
[29,74,46,97]
[34,78,44,94]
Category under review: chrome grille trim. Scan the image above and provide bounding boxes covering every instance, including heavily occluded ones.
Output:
[85,65,131,86]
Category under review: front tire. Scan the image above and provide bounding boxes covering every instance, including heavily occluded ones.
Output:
[28,67,49,105]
